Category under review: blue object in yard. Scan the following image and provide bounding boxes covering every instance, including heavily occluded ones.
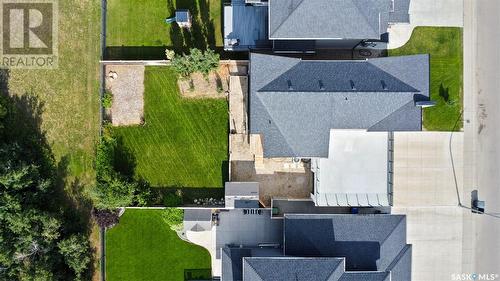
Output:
[350,207,359,214]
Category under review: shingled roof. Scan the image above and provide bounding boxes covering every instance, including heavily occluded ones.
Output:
[268,0,410,40]
[249,53,430,157]
[243,257,345,281]
[284,214,412,280]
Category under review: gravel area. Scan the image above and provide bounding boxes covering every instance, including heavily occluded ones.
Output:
[105,64,145,126]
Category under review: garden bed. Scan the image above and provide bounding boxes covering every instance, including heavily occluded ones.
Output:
[177,65,230,98]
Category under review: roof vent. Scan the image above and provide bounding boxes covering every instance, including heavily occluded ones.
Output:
[381,80,388,90]
[319,80,325,90]
[349,80,356,90]
[287,79,293,91]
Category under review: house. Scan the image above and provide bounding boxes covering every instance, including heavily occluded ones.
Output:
[248,52,430,206]
[221,214,412,281]
[224,0,411,51]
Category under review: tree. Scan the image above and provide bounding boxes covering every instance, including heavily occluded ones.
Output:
[58,235,91,281]
[0,94,92,280]
[171,48,220,78]
[90,135,141,210]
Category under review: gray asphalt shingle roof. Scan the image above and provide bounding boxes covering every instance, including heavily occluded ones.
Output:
[249,53,430,157]
[243,257,345,281]
[284,214,411,280]
[268,0,410,40]
[221,214,411,281]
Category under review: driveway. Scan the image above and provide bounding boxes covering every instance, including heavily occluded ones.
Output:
[392,131,465,281]
[388,0,463,49]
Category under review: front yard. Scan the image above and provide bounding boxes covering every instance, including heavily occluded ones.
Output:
[106,209,211,281]
[112,67,228,188]
[389,27,463,131]
[106,0,222,51]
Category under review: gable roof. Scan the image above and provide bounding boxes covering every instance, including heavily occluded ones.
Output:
[243,257,345,281]
[283,214,410,277]
[249,53,430,158]
[268,0,410,40]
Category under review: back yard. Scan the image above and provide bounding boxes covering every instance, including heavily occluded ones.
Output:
[112,67,228,188]
[106,0,222,58]
[389,27,463,131]
[106,209,211,281]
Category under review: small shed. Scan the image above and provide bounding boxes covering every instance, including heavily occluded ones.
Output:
[175,9,192,28]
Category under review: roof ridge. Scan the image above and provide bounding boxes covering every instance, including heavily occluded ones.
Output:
[386,244,411,271]
[367,99,416,130]
[243,258,265,281]
[379,215,406,247]
[350,0,382,36]
[270,0,306,37]
[368,62,420,93]
[256,94,303,156]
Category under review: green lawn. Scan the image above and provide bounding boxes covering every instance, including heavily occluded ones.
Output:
[106,209,211,281]
[112,67,228,188]
[107,0,222,49]
[389,27,463,131]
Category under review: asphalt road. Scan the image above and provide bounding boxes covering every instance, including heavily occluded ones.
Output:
[464,0,500,274]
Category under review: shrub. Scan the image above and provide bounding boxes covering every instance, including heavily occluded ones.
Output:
[161,208,184,231]
[102,90,113,109]
[163,191,182,207]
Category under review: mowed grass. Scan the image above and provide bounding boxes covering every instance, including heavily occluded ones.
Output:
[112,67,228,188]
[389,27,463,131]
[6,0,101,184]
[106,209,211,281]
[106,0,222,47]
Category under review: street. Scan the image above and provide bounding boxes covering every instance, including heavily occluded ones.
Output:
[463,0,500,274]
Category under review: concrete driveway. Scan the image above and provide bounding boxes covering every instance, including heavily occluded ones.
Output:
[392,132,465,281]
[388,0,464,49]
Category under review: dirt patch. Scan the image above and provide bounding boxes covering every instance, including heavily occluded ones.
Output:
[104,65,145,126]
[177,65,230,99]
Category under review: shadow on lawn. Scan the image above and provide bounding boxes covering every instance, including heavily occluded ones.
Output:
[148,160,229,206]
[0,69,97,280]
[104,0,249,60]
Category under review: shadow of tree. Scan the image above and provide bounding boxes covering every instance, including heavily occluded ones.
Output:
[0,69,97,280]
[439,83,450,102]
[169,0,217,54]
[113,135,137,180]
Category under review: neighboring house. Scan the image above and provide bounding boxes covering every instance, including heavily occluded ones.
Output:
[249,53,431,206]
[221,214,411,281]
[224,0,411,51]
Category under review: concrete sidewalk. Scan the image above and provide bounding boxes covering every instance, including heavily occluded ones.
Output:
[388,0,463,49]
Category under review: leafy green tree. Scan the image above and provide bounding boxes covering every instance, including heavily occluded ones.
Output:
[58,235,91,281]
[171,48,220,78]
[0,94,91,280]
[91,135,137,209]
